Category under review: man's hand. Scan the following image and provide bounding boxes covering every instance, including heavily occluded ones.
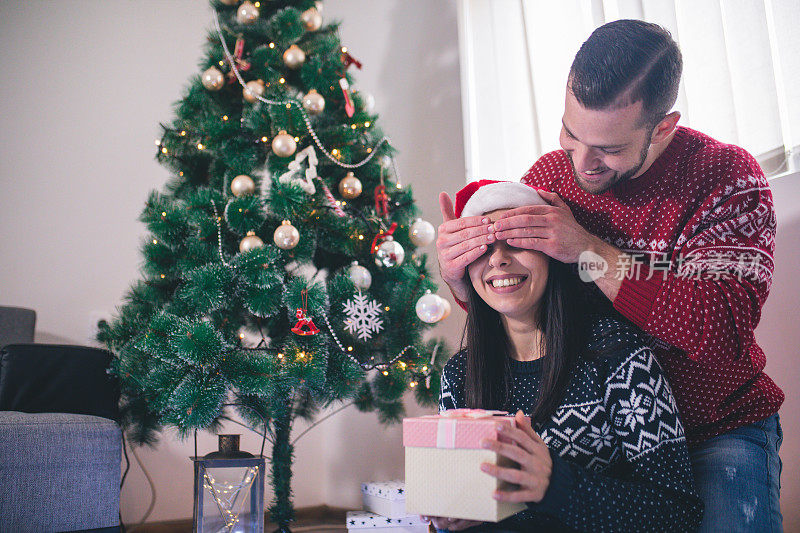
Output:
[420,516,484,531]
[436,192,493,302]
[492,190,598,263]
[480,410,553,504]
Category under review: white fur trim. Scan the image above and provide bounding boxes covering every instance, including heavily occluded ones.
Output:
[461,182,546,217]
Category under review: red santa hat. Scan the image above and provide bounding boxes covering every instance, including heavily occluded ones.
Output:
[455,179,546,218]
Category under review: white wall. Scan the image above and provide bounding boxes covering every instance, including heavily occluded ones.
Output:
[0,0,466,524]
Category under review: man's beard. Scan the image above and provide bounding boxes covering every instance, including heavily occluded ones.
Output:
[568,135,652,195]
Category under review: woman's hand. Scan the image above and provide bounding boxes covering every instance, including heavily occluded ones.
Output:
[420,515,484,531]
[480,410,553,503]
[436,192,493,302]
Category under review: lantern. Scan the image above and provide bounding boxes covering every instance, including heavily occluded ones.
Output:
[192,430,266,532]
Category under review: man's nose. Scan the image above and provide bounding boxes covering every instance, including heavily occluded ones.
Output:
[574,146,601,171]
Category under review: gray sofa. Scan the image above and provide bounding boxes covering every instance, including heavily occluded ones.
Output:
[0,306,121,532]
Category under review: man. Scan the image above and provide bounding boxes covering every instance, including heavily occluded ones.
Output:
[437,19,783,532]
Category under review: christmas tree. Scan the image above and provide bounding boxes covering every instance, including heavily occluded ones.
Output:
[97,0,451,529]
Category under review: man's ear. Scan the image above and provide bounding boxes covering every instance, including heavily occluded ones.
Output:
[652,111,681,144]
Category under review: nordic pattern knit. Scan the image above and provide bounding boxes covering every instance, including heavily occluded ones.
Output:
[520,126,784,445]
[439,317,702,532]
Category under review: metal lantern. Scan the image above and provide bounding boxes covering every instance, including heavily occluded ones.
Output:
[192,410,266,532]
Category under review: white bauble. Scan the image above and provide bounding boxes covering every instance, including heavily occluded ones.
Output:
[243,79,265,103]
[374,236,404,268]
[416,292,446,323]
[409,218,435,247]
[301,7,323,31]
[201,67,225,91]
[273,220,300,249]
[302,89,326,115]
[230,174,255,197]
[236,1,259,24]
[282,44,306,69]
[348,261,372,290]
[239,231,264,253]
[271,131,297,157]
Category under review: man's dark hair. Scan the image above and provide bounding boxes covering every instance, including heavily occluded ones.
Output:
[569,19,682,129]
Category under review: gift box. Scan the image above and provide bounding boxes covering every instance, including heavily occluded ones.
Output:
[403,409,526,523]
[346,510,429,533]
[361,480,407,519]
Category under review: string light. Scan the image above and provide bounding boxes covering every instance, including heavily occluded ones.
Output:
[180,130,187,136]
[197,143,205,150]
[152,239,158,244]
[279,77,286,84]
[155,139,161,146]
[222,115,229,121]
[161,147,168,154]
[269,42,275,49]
[261,136,268,142]
[382,370,389,376]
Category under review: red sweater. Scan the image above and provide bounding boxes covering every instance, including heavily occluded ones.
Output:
[520,126,783,445]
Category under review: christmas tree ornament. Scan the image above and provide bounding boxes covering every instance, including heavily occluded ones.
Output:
[338,172,362,199]
[415,291,446,323]
[271,130,297,158]
[201,67,225,91]
[243,79,265,103]
[338,78,355,117]
[282,44,306,69]
[360,91,375,113]
[341,47,363,70]
[236,1,259,24]
[301,7,323,32]
[278,145,317,194]
[374,236,405,268]
[440,298,452,320]
[409,218,435,247]
[227,37,251,84]
[230,174,256,197]
[302,89,325,115]
[239,231,264,253]
[374,183,389,217]
[348,261,372,290]
[291,288,319,335]
[343,292,383,341]
[273,220,300,249]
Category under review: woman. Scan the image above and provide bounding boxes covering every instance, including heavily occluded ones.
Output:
[428,180,702,532]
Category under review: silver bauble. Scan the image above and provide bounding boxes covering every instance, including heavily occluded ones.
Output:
[338,172,362,199]
[409,218,435,247]
[348,261,372,290]
[301,7,323,31]
[282,44,306,69]
[239,231,264,253]
[271,131,297,157]
[273,220,300,250]
[201,67,225,91]
[243,79,265,103]
[374,236,404,268]
[230,174,255,197]
[236,1,259,24]
[415,292,446,323]
[302,89,326,115]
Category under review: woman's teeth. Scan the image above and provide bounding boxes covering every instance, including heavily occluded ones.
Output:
[490,277,524,288]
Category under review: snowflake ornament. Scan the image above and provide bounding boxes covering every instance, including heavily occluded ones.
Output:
[343,291,384,340]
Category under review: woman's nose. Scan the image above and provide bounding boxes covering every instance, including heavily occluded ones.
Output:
[488,241,512,268]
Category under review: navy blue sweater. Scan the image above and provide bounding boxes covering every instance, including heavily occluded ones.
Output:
[438,317,703,532]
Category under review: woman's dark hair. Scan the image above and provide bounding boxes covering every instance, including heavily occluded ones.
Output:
[569,19,683,129]
[463,257,589,423]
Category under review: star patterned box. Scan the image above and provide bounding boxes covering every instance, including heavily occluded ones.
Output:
[403,409,526,523]
[361,480,407,519]
[346,510,429,533]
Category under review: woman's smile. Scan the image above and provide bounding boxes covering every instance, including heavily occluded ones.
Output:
[486,274,529,293]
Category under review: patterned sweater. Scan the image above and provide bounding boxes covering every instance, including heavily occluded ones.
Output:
[520,126,783,444]
[439,317,702,532]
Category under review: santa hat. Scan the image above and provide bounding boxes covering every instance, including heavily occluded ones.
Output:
[455,179,546,218]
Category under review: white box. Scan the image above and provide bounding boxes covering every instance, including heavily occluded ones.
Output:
[346,510,428,533]
[361,480,407,519]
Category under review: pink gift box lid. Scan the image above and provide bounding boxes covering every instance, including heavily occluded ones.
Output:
[402,409,515,449]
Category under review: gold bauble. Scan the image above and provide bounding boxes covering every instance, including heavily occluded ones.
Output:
[282,44,306,69]
[239,231,264,253]
[201,67,225,91]
[243,79,265,103]
[273,220,300,250]
[301,7,323,32]
[338,172,362,199]
[271,130,297,158]
[230,174,256,197]
[236,1,259,24]
[302,89,325,115]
